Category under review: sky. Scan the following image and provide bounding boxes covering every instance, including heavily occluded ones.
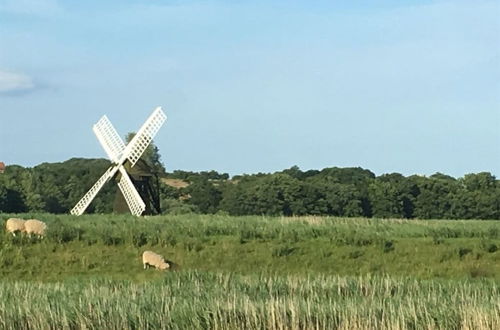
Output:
[0,0,499,178]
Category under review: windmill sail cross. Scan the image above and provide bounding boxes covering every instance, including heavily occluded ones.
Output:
[71,107,167,216]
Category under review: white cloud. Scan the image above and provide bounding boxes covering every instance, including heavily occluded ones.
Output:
[0,70,35,94]
[0,0,62,16]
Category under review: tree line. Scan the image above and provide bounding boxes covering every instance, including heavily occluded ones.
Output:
[0,159,499,219]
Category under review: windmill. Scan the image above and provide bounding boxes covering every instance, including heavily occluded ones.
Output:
[70,107,167,216]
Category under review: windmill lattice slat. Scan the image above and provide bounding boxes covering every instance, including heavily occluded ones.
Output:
[93,115,126,163]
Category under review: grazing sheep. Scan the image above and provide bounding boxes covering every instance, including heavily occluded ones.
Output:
[142,251,170,270]
[5,218,26,236]
[24,219,47,238]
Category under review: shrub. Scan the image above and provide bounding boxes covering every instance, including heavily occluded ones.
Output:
[427,228,461,239]
[239,228,263,243]
[132,232,148,247]
[162,199,198,215]
[469,266,492,278]
[47,222,83,244]
[99,229,123,246]
[439,251,454,263]
[349,250,364,259]
[164,234,177,247]
[322,250,333,258]
[486,244,498,253]
[480,241,498,253]
[272,245,298,257]
[458,248,472,259]
[183,239,202,252]
[383,240,395,253]
[432,236,445,245]
[487,226,499,239]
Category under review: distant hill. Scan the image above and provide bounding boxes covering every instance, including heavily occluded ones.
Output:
[162,178,190,189]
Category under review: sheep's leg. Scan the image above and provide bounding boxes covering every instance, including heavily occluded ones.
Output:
[143,263,147,269]
[11,232,16,237]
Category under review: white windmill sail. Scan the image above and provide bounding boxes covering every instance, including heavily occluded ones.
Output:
[123,107,167,166]
[93,115,126,163]
[70,166,117,215]
[70,107,167,216]
[117,166,146,216]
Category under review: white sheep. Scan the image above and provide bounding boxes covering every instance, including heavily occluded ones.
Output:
[24,219,47,238]
[5,218,26,236]
[142,250,170,270]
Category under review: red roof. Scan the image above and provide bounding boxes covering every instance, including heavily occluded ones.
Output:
[0,162,4,173]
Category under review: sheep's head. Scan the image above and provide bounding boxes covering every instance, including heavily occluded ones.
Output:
[160,262,170,270]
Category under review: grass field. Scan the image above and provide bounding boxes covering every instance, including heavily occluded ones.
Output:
[1,214,499,328]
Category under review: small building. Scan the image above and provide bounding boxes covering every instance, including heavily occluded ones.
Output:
[0,162,4,173]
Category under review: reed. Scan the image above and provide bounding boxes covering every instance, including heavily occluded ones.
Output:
[0,272,498,329]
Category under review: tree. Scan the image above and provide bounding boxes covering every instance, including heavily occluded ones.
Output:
[462,172,496,191]
[368,181,405,218]
[0,185,7,211]
[0,165,28,212]
[282,165,303,180]
[219,181,250,215]
[317,167,375,185]
[125,132,166,175]
[220,174,302,216]
[451,173,500,219]
[186,179,222,214]
[289,182,328,215]
[319,181,364,217]
[369,173,417,218]
[411,175,457,219]
[0,188,27,213]
[0,158,497,219]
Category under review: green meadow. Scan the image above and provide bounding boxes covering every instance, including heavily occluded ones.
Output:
[1,214,499,328]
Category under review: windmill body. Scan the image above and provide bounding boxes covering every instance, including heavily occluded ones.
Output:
[113,159,162,215]
[71,107,166,216]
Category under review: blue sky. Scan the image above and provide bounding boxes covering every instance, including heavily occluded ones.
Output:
[0,0,499,178]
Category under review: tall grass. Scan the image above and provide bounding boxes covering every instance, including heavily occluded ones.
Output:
[1,214,499,280]
[0,271,498,329]
[1,214,499,328]
[2,213,499,246]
